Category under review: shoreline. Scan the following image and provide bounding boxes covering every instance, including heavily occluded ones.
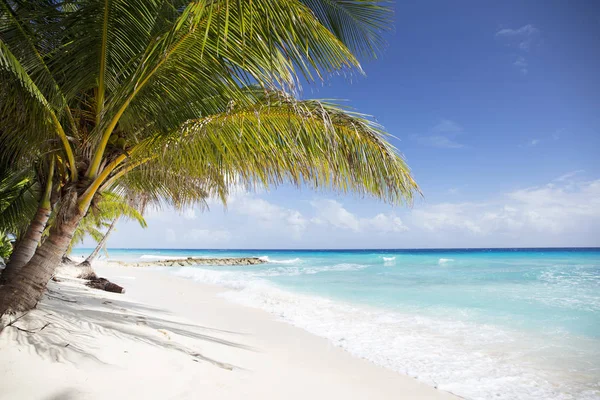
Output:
[0,262,460,399]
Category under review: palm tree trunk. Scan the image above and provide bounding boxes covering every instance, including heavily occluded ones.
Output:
[1,159,55,285]
[0,205,51,284]
[0,195,86,316]
[77,216,119,279]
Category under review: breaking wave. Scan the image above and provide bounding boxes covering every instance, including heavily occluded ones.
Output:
[258,256,302,264]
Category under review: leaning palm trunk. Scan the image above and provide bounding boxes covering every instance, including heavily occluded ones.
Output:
[0,1,419,318]
[1,163,54,284]
[0,194,86,316]
[77,216,119,279]
[0,204,51,284]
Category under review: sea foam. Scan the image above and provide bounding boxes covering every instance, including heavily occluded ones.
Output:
[258,256,302,264]
[166,265,600,400]
[382,256,396,266]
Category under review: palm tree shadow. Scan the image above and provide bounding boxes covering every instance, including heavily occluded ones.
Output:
[9,280,257,371]
[44,388,81,400]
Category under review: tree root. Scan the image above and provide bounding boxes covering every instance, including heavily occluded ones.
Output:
[75,260,98,280]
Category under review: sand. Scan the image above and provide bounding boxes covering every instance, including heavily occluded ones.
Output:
[0,262,460,400]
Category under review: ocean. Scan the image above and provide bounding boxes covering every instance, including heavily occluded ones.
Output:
[71,248,600,400]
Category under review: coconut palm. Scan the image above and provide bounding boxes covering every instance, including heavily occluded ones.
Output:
[0,156,53,281]
[78,166,222,279]
[0,165,36,262]
[68,191,147,278]
[0,233,11,261]
[0,157,57,283]
[78,217,118,268]
[0,162,39,242]
[0,0,419,316]
[62,192,147,255]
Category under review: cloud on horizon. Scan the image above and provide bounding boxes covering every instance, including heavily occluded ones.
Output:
[80,174,600,249]
[410,179,600,237]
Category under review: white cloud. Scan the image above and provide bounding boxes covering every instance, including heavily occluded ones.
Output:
[513,56,528,75]
[555,170,584,182]
[184,229,231,244]
[552,131,561,141]
[310,200,408,233]
[432,119,463,133]
[234,194,308,237]
[364,213,408,233]
[519,138,541,147]
[409,178,600,236]
[310,199,360,231]
[411,203,486,234]
[495,24,540,51]
[495,24,540,74]
[181,208,197,220]
[84,174,600,249]
[415,119,465,149]
[418,135,465,149]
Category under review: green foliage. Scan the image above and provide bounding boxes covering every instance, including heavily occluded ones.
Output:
[0,231,12,260]
[0,163,39,239]
[1,0,419,245]
[53,191,148,254]
[171,89,418,204]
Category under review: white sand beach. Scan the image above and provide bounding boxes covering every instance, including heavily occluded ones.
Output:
[0,262,460,400]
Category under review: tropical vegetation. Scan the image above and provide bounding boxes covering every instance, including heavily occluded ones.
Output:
[0,0,419,317]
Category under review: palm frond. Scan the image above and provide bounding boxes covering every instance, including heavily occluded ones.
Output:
[158,90,419,205]
[1,0,416,243]
[97,0,363,153]
[0,163,39,237]
[300,0,393,57]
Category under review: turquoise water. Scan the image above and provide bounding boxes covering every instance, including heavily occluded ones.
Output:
[72,248,600,399]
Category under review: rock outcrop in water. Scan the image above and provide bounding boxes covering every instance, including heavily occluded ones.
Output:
[116,257,266,268]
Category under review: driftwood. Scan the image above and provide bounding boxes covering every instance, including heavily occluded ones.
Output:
[85,278,125,294]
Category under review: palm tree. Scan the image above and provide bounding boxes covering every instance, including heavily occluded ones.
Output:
[0,158,46,281]
[0,233,11,262]
[78,169,218,278]
[0,158,56,283]
[79,217,119,269]
[0,162,38,244]
[0,0,419,316]
[69,191,147,278]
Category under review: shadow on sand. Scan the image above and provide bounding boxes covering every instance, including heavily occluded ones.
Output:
[5,278,256,371]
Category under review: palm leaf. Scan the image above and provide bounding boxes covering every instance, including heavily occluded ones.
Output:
[299,0,393,57]
[155,90,419,205]
[0,163,39,238]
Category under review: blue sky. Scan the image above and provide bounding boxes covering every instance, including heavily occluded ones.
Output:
[82,1,600,249]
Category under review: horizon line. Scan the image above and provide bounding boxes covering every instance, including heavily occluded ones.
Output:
[73,246,600,251]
